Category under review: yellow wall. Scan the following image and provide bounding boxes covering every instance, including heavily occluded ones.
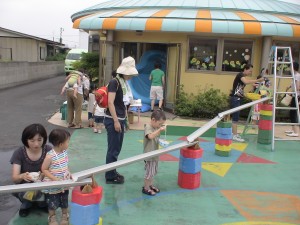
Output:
[113,31,286,96]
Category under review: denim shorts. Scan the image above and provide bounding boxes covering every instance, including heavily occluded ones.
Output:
[45,190,69,210]
[230,96,241,122]
[88,112,94,120]
[94,116,104,123]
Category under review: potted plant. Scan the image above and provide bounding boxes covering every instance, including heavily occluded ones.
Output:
[201,62,207,70]
[209,62,215,70]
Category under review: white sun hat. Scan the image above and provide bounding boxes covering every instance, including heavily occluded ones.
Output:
[116,56,139,76]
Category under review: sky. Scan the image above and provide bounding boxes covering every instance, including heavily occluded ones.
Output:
[0,0,106,48]
[0,0,299,48]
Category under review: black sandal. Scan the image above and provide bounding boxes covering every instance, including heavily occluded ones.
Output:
[150,185,160,193]
[142,187,156,196]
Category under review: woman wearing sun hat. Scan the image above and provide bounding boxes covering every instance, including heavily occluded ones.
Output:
[104,56,138,184]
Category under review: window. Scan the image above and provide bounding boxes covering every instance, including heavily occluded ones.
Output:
[222,40,253,72]
[188,37,254,73]
[274,41,299,62]
[40,47,46,60]
[188,38,217,71]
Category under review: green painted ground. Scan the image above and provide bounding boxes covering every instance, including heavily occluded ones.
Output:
[8,128,300,225]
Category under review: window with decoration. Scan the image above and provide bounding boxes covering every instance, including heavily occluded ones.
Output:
[188,37,254,73]
[222,40,253,72]
[188,38,217,71]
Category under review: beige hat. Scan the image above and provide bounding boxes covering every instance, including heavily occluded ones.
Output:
[116,56,139,76]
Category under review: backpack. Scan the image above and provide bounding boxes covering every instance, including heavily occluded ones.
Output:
[95,78,119,108]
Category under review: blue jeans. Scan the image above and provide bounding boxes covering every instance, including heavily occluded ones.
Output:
[104,117,125,179]
[230,96,241,122]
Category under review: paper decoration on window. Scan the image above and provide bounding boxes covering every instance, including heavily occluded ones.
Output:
[245,49,249,52]
[242,53,245,56]
[226,51,228,54]
[194,47,198,51]
[234,50,237,53]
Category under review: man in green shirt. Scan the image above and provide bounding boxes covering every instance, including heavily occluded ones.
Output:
[149,62,165,111]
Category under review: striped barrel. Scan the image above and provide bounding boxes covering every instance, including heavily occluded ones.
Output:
[215,121,232,157]
[178,147,203,189]
[258,104,273,144]
[70,186,103,225]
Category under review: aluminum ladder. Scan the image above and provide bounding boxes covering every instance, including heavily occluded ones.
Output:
[266,46,300,151]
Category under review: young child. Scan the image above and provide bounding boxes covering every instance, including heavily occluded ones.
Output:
[93,101,105,133]
[42,129,71,225]
[143,110,166,196]
[63,71,83,98]
[87,85,96,128]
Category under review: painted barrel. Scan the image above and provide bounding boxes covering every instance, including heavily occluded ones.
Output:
[258,104,273,144]
[178,147,203,189]
[215,121,232,157]
[70,186,103,225]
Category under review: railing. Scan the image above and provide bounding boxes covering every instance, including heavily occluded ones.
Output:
[0,97,270,193]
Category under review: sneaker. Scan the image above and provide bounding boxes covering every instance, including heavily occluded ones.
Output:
[98,130,102,134]
[286,132,299,137]
[106,176,124,184]
[285,130,294,134]
[19,208,30,217]
[93,128,98,133]
[60,213,69,225]
[233,135,245,142]
[48,215,58,225]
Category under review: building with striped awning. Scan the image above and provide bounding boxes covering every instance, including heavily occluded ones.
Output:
[71,0,300,110]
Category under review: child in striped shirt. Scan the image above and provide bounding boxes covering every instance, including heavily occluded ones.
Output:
[42,129,71,225]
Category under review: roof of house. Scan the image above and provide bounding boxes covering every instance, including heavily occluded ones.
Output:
[0,27,64,46]
[71,0,300,37]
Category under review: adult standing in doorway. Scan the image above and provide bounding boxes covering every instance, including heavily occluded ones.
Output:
[149,62,165,111]
[230,64,264,142]
[104,56,138,184]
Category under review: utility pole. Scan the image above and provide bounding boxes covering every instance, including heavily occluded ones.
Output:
[60,27,64,44]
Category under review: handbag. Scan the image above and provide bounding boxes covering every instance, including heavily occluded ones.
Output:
[280,94,293,106]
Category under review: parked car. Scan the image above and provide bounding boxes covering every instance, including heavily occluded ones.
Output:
[64,48,88,75]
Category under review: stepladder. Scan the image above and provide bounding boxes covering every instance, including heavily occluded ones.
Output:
[242,73,272,137]
[265,46,300,151]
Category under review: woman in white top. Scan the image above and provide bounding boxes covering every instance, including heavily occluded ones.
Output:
[285,62,300,137]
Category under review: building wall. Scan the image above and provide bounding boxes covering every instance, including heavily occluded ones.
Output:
[113,31,267,95]
[0,37,46,62]
[0,61,64,89]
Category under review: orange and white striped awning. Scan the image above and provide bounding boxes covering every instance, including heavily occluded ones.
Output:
[73,8,300,37]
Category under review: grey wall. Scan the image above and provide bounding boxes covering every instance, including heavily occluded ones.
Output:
[0,61,64,89]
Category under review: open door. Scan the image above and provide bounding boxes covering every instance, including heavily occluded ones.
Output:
[165,44,181,112]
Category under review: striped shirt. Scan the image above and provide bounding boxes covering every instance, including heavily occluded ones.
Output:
[42,149,70,194]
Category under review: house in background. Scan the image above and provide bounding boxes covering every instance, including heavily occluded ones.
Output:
[0,27,65,62]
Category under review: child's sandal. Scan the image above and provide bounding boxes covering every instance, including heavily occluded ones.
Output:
[150,185,160,193]
[142,187,156,196]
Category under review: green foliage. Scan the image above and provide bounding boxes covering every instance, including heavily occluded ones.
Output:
[72,52,99,83]
[45,53,66,61]
[175,85,229,119]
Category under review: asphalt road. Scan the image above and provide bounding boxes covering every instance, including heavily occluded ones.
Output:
[0,76,66,225]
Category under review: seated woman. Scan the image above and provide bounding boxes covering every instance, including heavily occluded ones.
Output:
[10,123,51,217]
